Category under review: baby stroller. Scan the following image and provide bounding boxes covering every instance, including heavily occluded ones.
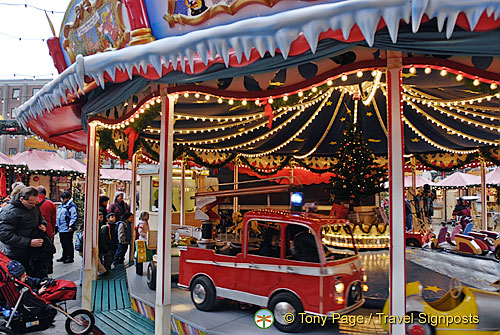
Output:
[0,251,94,335]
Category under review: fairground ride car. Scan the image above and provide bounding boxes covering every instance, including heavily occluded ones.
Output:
[178,208,367,332]
[382,279,500,335]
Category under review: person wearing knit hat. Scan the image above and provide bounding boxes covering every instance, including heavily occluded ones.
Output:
[112,212,134,266]
[7,260,48,295]
[8,260,26,280]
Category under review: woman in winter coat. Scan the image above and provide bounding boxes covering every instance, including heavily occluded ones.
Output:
[108,192,130,222]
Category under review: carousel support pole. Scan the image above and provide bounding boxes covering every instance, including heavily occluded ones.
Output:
[233,157,239,214]
[180,156,185,226]
[480,159,487,230]
[82,121,100,310]
[386,51,405,335]
[155,91,174,334]
[129,152,139,264]
[410,156,417,192]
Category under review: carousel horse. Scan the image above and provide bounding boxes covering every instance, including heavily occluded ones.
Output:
[227,212,261,237]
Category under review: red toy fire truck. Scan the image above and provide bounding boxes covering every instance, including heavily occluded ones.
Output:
[178,206,367,332]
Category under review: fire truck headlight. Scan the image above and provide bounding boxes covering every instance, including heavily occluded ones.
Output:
[335,282,344,294]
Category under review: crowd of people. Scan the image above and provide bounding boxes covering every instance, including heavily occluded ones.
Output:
[0,182,149,281]
[97,193,149,273]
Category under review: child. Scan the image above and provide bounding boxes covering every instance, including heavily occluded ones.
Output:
[113,213,133,266]
[136,211,150,241]
[8,260,50,295]
[99,213,117,270]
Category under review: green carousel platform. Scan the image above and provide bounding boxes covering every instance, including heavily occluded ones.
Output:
[91,264,155,335]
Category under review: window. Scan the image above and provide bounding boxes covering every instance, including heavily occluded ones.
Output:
[9,108,16,119]
[32,88,40,95]
[12,89,20,99]
[8,148,17,155]
[286,224,319,263]
[247,220,281,258]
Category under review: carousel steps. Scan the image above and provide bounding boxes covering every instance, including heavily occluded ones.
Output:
[92,264,154,334]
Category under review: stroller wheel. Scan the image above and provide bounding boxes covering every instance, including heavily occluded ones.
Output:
[65,309,95,335]
[0,325,13,335]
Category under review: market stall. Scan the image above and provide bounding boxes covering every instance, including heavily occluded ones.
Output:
[10,149,83,200]
[15,0,500,333]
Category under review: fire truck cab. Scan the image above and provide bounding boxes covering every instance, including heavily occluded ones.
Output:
[178,208,367,332]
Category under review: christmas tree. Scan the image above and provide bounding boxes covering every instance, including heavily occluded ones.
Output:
[330,118,387,205]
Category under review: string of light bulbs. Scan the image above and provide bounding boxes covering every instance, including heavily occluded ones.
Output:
[402,117,479,154]
[242,88,335,157]
[405,100,499,146]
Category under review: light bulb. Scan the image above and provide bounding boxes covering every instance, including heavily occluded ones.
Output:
[255,99,260,105]
[456,74,463,81]
[283,95,288,101]
[228,99,234,105]
[218,98,223,104]
[194,93,200,98]
[242,100,247,105]
[473,78,480,86]
[440,69,447,76]
[490,82,497,90]
[311,87,318,93]
[409,67,416,74]
[298,92,304,97]
[268,98,273,103]
[183,92,189,98]
[341,74,348,81]
[424,67,432,74]
[327,80,333,86]
[356,71,363,78]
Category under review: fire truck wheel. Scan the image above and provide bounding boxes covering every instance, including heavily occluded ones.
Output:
[406,238,421,248]
[269,292,304,332]
[190,276,217,311]
[147,262,156,290]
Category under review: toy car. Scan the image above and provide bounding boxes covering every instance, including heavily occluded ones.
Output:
[178,209,367,332]
[382,279,500,334]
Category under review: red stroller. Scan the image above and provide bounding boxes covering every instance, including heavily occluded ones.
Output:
[0,251,94,335]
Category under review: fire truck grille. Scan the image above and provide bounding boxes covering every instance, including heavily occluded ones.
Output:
[347,282,362,306]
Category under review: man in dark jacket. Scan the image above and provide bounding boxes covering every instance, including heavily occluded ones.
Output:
[0,187,47,275]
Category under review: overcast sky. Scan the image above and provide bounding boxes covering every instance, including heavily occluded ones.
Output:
[0,1,68,80]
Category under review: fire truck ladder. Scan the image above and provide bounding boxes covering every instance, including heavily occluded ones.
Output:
[193,176,302,245]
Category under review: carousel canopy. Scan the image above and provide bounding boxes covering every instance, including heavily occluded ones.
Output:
[435,171,481,187]
[13,0,500,173]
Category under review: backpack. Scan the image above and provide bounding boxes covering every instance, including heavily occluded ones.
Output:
[74,231,83,252]
[65,202,79,230]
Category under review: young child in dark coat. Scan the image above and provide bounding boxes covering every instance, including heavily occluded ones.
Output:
[8,260,51,295]
[113,213,133,266]
[99,213,117,270]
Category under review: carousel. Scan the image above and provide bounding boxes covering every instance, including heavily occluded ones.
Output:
[15,0,500,334]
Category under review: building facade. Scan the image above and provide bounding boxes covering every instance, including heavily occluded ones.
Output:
[0,79,50,155]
